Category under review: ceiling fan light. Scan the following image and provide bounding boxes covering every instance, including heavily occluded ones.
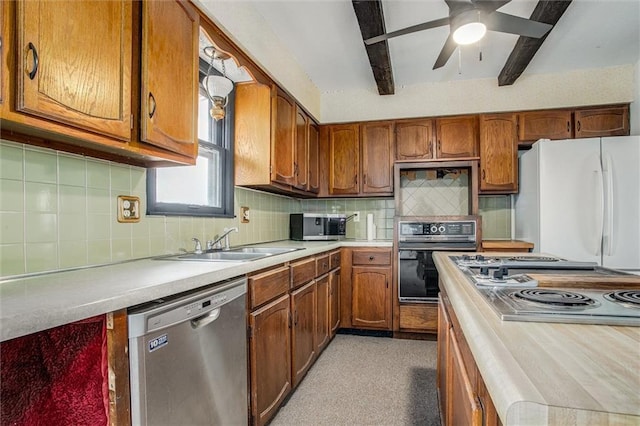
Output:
[453,22,487,45]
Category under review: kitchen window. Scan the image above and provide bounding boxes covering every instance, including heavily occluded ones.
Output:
[147,59,234,217]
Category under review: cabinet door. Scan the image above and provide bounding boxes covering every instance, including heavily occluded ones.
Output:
[16,0,132,140]
[518,110,572,142]
[351,266,391,330]
[307,122,320,193]
[395,119,434,160]
[294,107,309,190]
[249,294,292,426]
[436,116,479,158]
[575,106,630,138]
[449,331,482,426]
[272,89,296,185]
[479,114,518,193]
[315,275,330,352]
[141,0,199,158]
[329,269,341,337]
[437,298,451,425]
[291,281,316,388]
[361,122,394,194]
[328,124,360,195]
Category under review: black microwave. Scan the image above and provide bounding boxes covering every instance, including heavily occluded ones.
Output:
[290,213,346,241]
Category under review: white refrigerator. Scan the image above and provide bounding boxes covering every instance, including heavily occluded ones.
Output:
[514,136,640,273]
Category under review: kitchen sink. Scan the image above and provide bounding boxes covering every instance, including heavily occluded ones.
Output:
[156,246,305,262]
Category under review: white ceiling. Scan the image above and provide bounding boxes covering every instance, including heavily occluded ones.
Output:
[245,0,640,93]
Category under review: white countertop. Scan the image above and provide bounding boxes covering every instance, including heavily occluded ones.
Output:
[0,239,392,342]
[433,252,640,424]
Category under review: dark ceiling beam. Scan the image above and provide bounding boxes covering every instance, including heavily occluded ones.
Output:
[498,0,572,86]
[352,0,395,95]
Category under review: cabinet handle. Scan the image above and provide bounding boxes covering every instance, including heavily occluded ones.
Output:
[437,140,441,151]
[148,92,157,119]
[577,120,581,132]
[26,42,39,80]
[354,174,358,185]
[294,310,299,326]
[369,256,374,261]
[567,121,570,132]
[386,280,389,289]
[294,162,299,176]
[363,174,367,185]
[323,263,328,269]
[482,169,486,181]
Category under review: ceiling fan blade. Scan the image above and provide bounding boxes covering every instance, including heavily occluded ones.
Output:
[471,0,511,13]
[364,17,450,45]
[485,11,553,38]
[433,34,457,69]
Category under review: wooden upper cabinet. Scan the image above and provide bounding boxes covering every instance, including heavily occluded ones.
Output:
[141,0,199,158]
[575,105,630,138]
[395,119,434,161]
[479,113,518,194]
[272,89,296,185]
[518,110,572,142]
[361,122,394,195]
[436,115,479,158]
[16,0,132,141]
[307,123,320,194]
[327,124,360,195]
[294,106,309,190]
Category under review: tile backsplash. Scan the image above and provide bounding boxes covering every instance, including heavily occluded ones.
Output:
[0,140,300,277]
[398,170,469,216]
[0,139,513,276]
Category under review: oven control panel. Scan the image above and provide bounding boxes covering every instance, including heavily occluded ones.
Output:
[399,220,476,241]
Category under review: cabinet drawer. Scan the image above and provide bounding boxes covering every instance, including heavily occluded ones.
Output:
[399,304,438,332]
[248,266,290,309]
[316,254,330,276]
[329,250,341,270]
[291,257,316,289]
[352,250,391,266]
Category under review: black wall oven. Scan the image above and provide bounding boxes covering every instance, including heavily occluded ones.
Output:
[397,217,479,302]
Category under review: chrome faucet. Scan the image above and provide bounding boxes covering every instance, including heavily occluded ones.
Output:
[192,238,203,254]
[206,227,239,251]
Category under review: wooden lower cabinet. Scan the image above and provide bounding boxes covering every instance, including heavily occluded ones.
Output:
[329,268,341,337]
[249,294,292,426]
[291,281,316,388]
[399,303,438,333]
[315,275,330,352]
[351,265,392,330]
[438,293,501,426]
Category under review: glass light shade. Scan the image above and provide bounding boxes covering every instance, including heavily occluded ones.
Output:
[453,22,487,45]
[203,75,234,99]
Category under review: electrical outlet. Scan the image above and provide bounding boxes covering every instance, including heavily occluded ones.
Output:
[353,211,360,222]
[117,195,140,223]
[241,206,250,223]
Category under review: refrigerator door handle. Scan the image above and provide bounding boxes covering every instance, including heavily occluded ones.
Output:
[595,164,605,257]
[603,155,614,257]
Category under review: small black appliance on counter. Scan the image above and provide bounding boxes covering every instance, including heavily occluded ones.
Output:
[290,213,346,241]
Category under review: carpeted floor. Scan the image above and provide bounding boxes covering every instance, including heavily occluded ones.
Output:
[271,334,441,426]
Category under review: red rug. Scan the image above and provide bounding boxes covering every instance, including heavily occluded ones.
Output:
[1,315,109,425]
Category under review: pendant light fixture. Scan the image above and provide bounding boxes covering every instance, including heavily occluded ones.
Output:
[202,46,234,121]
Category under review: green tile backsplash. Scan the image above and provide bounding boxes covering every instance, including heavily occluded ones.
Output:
[0,140,300,277]
[0,139,514,276]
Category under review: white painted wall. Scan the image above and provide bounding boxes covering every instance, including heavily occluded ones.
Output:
[195,0,322,120]
[631,60,640,136]
[321,65,636,123]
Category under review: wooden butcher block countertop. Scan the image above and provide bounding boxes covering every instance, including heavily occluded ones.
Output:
[433,252,640,425]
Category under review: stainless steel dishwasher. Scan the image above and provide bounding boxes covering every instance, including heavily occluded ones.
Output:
[128,277,247,426]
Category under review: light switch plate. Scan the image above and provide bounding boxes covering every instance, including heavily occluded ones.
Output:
[117,195,140,223]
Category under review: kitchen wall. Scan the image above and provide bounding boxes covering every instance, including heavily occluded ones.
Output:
[0,140,300,277]
[632,59,640,136]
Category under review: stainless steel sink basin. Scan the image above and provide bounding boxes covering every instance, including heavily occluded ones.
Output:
[228,247,302,255]
[156,246,305,262]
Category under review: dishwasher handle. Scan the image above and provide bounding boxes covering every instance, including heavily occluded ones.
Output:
[191,308,221,329]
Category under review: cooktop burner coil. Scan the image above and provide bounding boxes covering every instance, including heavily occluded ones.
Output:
[604,290,640,309]
[510,289,599,309]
